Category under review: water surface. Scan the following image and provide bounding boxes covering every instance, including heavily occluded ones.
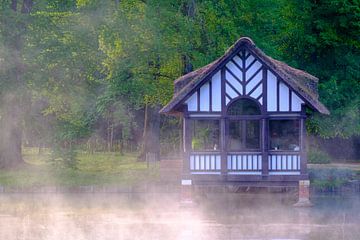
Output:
[0,192,359,240]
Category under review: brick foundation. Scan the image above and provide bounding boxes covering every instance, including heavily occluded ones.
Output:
[294,180,313,207]
[180,180,193,205]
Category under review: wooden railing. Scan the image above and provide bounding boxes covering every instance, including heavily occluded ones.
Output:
[227,153,262,172]
[189,152,221,172]
[188,151,301,175]
[268,152,300,174]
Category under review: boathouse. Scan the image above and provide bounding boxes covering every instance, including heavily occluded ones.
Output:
[160,37,329,191]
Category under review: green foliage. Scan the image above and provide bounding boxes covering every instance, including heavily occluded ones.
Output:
[276,0,360,137]
[160,116,181,156]
[1,0,360,166]
[50,146,78,169]
[191,138,201,151]
[309,168,354,192]
[308,148,332,164]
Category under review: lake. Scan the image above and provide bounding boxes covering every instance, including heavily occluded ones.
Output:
[0,192,359,239]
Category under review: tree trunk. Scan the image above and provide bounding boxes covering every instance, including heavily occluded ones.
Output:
[110,124,114,152]
[21,0,33,13]
[11,0,17,11]
[138,104,149,161]
[107,118,111,152]
[139,105,161,161]
[0,94,24,168]
[0,0,33,169]
[182,54,193,74]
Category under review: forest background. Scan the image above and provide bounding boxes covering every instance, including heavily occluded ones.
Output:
[0,0,359,169]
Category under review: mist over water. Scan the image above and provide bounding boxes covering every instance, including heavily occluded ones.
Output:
[0,192,359,240]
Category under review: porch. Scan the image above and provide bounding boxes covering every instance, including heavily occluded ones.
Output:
[185,151,307,185]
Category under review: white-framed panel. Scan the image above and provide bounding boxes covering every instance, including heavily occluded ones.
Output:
[291,91,304,112]
[226,70,243,92]
[200,83,210,111]
[226,83,239,99]
[249,83,262,100]
[267,70,277,111]
[186,92,198,111]
[279,82,290,111]
[246,70,262,94]
[226,61,242,78]
[245,61,262,81]
[226,96,231,105]
[232,55,243,68]
[211,71,221,111]
[245,54,255,68]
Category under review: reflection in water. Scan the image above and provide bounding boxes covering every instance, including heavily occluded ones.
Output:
[0,193,359,239]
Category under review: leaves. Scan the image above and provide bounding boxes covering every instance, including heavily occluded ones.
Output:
[1,0,360,161]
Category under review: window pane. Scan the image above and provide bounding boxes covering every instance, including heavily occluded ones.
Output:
[191,120,220,151]
[228,121,244,150]
[228,99,261,115]
[246,120,260,149]
[269,120,300,151]
[228,120,260,150]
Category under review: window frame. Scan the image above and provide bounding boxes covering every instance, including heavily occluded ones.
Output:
[226,98,263,153]
[226,117,262,152]
[189,118,221,152]
[268,118,301,152]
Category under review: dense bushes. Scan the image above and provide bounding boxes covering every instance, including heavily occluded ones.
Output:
[308,149,331,164]
[308,168,355,192]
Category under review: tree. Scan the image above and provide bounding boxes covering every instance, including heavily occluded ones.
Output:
[0,0,33,168]
[275,0,360,137]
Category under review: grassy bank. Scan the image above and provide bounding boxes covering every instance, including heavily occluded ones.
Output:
[2,148,359,190]
[0,148,158,188]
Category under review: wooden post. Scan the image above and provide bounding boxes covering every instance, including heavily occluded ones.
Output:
[181,115,193,205]
[300,115,307,175]
[183,115,191,175]
[261,118,269,176]
[220,67,227,180]
[220,117,227,178]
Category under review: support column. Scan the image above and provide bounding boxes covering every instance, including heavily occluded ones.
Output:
[220,117,227,178]
[300,117,307,175]
[299,105,308,177]
[294,180,313,207]
[261,118,269,177]
[220,68,227,180]
[181,116,193,205]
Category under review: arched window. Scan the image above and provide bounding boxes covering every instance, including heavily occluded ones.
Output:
[227,98,261,151]
[227,98,261,115]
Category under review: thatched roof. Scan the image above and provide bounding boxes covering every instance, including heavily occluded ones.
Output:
[160,37,330,115]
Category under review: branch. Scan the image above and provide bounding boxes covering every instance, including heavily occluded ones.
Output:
[21,0,33,14]
[11,0,17,11]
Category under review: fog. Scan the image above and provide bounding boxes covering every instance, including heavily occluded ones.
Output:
[0,2,359,240]
[0,192,359,240]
